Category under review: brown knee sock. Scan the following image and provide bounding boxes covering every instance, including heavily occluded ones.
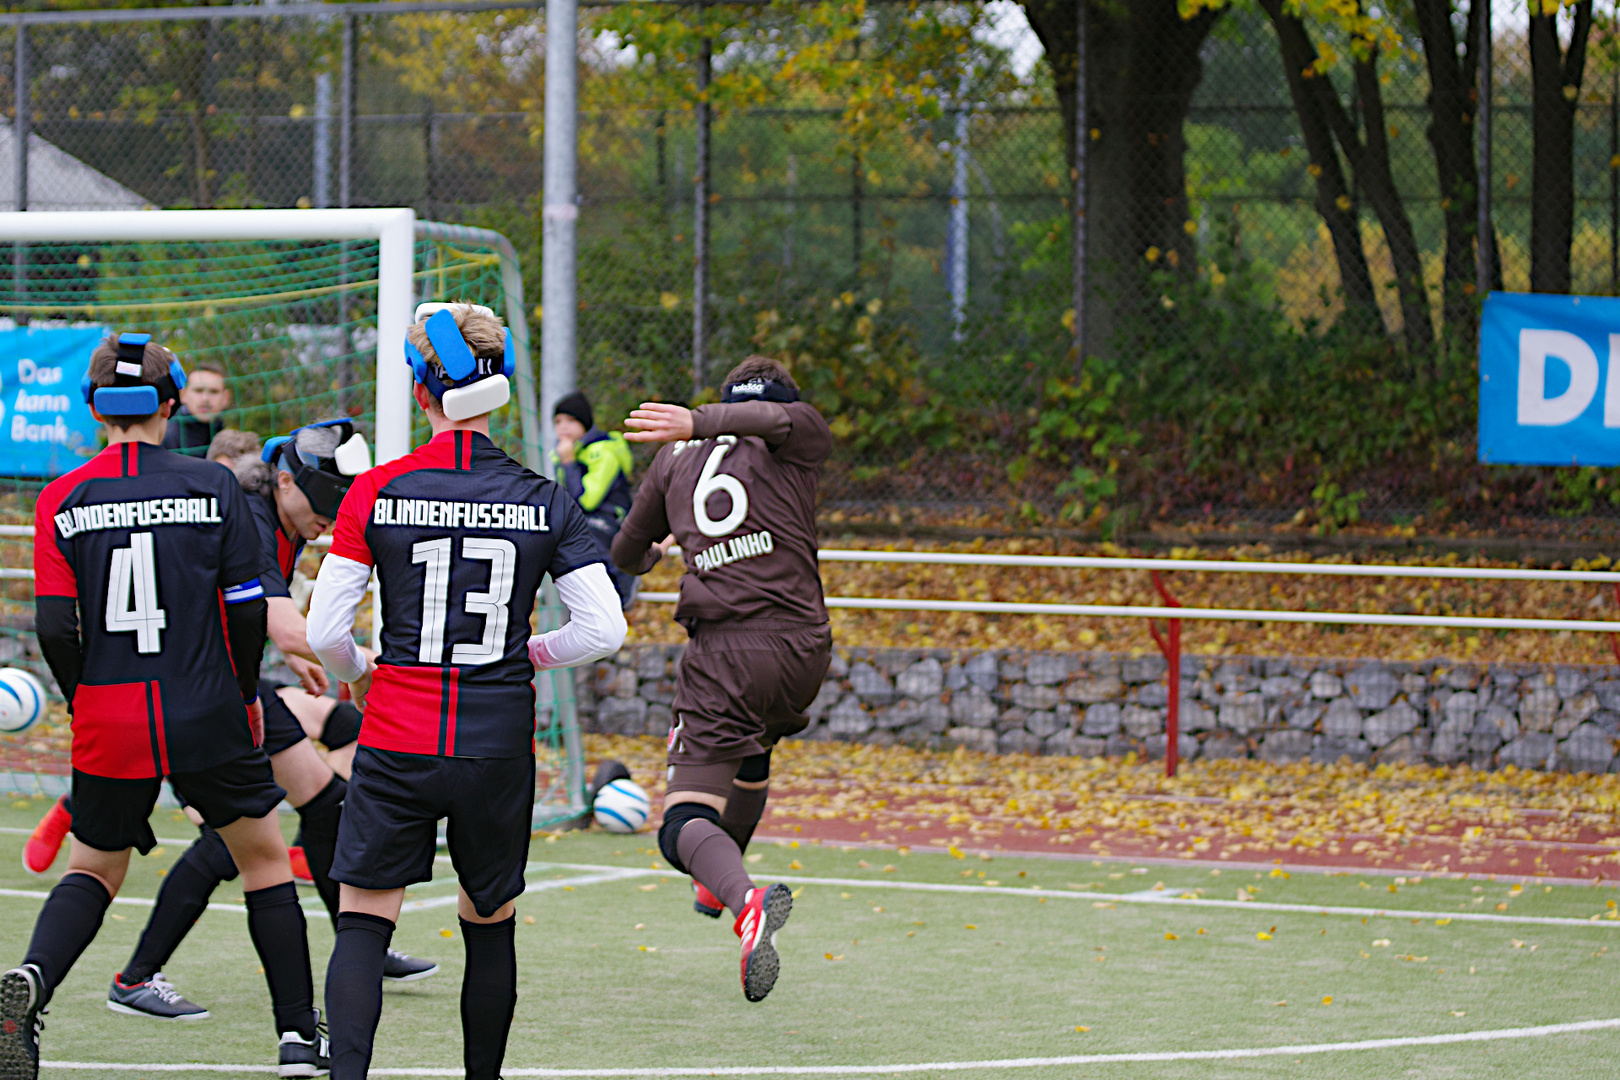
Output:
[719,783,769,852]
[676,820,756,918]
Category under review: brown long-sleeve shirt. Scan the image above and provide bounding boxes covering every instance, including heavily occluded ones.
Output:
[611,400,831,629]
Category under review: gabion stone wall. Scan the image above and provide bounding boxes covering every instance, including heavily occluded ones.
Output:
[574,645,1620,774]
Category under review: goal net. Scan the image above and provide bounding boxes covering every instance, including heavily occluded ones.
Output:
[0,210,586,829]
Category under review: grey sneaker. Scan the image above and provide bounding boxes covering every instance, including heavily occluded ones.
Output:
[106,972,209,1020]
[381,949,439,982]
[0,964,45,1080]
[277,1008,329,1079]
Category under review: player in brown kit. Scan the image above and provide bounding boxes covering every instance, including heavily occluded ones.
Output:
[613,354,832,1003]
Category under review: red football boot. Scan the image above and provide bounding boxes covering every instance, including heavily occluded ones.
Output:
[288,845,314,885]
[22,796,71,877]
[692,881,724,919]
[734,883,792,1003]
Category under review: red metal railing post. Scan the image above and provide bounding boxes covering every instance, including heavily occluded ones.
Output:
[1149,570,1184,778]
[1612,583,1620,667]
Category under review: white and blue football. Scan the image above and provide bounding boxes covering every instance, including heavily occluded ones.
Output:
[593,778,650,834]
[0,668,46,734]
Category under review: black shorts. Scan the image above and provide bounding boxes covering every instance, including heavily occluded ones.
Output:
[71,750,286,855]
[331,747,535,918]
[259,680,307,757]
[668,622,832,769]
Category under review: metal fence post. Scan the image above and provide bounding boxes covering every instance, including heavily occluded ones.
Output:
[12,22,26,320]
[692,20,710,402]
[314,72,333,208]
[1071,0,1087,366]
[1475,0,1492,298]
[948,96,969,338]
[340,14,355,211]
[541,0,578,477]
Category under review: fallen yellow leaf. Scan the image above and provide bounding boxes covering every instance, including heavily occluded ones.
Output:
[1074,1026,1091,1032]
[1257,931,1273,941]
[790,861,803,870]
[1322,996,1333,1005]
[1164,932,1179,940]
[965,924,978,930]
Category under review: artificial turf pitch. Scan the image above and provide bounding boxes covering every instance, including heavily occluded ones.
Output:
[1,799,1618,1078]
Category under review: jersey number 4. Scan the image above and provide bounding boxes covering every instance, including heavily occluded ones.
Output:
[106,532,168,654]
[412,537,516,666]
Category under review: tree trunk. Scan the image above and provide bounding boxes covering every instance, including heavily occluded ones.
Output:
[1022,0,1221,355]
[1257,0,1384,337]
[1348,57,1433,349]
[1412,0,1484,328]
[1529,1,1593,295]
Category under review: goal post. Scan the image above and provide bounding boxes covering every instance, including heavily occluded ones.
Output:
[0,208,586,826]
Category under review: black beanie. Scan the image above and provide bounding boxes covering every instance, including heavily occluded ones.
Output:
[553,390,593,432]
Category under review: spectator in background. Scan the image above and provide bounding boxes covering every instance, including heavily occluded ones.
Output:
[207,428,261,467]
[162,361,231,456]
[553,391,639,609]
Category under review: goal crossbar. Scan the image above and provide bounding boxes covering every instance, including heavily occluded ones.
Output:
[0,208,418,463]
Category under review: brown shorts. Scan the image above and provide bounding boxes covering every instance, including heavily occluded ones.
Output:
[667,621,832,771]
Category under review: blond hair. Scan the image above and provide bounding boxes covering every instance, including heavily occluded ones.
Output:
[405,303,507,378]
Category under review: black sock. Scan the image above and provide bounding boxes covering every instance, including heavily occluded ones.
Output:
[123,827,236,984]
[295,775,346,928]
[719,783,770,853]
[326,912,394,1080]
[459,916,517,1080]
[23,872,110,1000]
[244,881,314,1039]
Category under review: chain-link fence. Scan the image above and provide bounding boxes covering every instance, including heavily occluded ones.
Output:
[6,2,1620,536]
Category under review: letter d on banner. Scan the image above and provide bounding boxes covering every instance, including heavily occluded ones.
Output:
[1480,292,1620,465]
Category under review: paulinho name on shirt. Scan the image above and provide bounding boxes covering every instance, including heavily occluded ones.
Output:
[371,497,548,532]
[55,497,222,538]
[693,530,774,572]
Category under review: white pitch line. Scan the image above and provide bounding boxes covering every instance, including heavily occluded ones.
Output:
[0,886,249,915]
[37,1016,1620,1075]
[0,825,196,846]
[399,869,648,912]
[1110,888,1620,928]
[5,859,1613,929]
[526,863,1620,929]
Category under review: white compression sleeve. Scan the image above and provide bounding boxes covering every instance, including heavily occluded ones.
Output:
[305,552,373,684]
[528,562,629,670]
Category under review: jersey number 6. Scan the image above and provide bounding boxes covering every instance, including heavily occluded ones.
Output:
[411,537,516,666]
[694,439,749,538]
[105,532,168,654]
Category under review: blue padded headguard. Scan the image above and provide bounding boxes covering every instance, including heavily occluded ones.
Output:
[404,304,514,421]
[262,418,372,519]
[81,332,188,417]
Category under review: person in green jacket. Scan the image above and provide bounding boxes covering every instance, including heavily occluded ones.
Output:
[553,390,639,608]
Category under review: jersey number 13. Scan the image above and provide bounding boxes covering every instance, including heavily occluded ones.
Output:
[411,537,516,666]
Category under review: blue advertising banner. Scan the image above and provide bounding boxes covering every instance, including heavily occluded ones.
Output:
[0,326,105,478]
[1480,292,1620,466]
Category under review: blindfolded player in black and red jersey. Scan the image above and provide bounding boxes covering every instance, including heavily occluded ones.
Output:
[0,334,326,1080]
[306,302,627,1080]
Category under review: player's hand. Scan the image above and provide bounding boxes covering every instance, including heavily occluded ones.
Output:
[556,435,577,464]
[624,402,693,444]
[183,806,205,827]
[346,658,377,710]
[245,697,265,748]
[286,654,330,696]
[654,535,677,556]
